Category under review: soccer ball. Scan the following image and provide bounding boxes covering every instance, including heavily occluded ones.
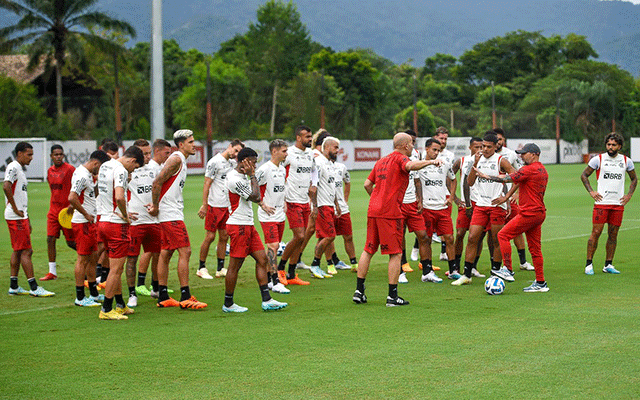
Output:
[277,242,287,256]
[484,276,505,295]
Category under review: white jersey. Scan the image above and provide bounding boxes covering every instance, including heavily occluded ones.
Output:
[589,153,635,206]
[283,145,314,204]
[97,159,129,224]
[419,162,455,210]
[70,165,97,224]
[158,151,187,223]
[255,161,286,223]
[315,154,338,208]
[335,162,350,214]
[204,153,235,208]
[496,146,522,170]
[438,148,456,168]
[459,155,479,204]
[473,153,507,209]
[148,159,162,176]
[128,163,157,226]
[3,160,28,220]
[226,169,255,226]
[403,149,420,204]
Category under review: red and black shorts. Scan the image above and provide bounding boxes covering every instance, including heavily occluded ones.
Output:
[423,207,454,238]
[365,217,403,255]
[97,221,130,259]
[286,202,311,230]
[335,213,353,236]
[470,206,507,228]
[7,219,31,251]
[227,224,264,258]
[316,206,337,239]
[47,209,75,241]
[72,222,97,256]
[593,205,624,227]
[205,206,229,232]
[260,221,285,244]
[128,223,162,256]
[401,201,426,233]
[160,220,190,251]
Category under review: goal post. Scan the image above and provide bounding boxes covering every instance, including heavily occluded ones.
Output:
[0,137,47,181]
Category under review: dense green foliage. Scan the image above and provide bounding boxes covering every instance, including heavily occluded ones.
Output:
[1,1,638,146]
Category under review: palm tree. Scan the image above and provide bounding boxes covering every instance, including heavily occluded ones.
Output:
[0,0,136,121]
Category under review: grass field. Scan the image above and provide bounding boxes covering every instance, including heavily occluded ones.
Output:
[1,163,639,399]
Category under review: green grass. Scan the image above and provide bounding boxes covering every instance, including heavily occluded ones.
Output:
[1,164,639,399]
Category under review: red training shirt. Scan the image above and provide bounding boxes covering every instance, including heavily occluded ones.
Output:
[48,162,75,211]
[367,151,410,219]
[509,161,548,216]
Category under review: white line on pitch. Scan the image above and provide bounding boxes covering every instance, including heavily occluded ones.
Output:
[0,304,70,316]
[542,226,640,242]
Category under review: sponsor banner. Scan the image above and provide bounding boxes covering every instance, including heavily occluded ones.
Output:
[0,138,47,181]
[507,139,557,164]
[631,138,640,162]
[351,140,393,170]
[559,139,588,164]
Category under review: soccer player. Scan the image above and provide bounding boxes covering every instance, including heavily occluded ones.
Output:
[197,139,244,279]
[4,142,55,297]
[308,137,341,278]
[353,132,442,307]
[95,139,119,283]
[100,140,119,159]
[43,144,76,281]
[135,139,172,297]
[418,138,459,283]
[222,147,288,312]
[333,158,358,271]
[451,132,516,286]
[474,143,550,292]
[69,150,110,306]
[494,128,534,271]
[276,125,314,286]
[399,130,430,283]
[124,139,160,308]
[96,146,144,319]
[149,130,207,310]
[255,139,290,294]
[581,132,636,275]
[451,137,485,278]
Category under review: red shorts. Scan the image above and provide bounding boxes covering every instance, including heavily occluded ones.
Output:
[260,221,285,244]
[7,219,31,251]
[364,217,403,255]
[335,213,353,236]
[286,202,311,229]
[97,221,130,259]
[505,202,520,223]
[128,223,162,256]
[227,224,264,258]
[401,201,426,233]
[456,206,471,230]
[72,222,97,256]
[47,209,75,241]
[205,206,229,232]
[423,208,454,237]
[160,221,190,251]
[593,205,624,226]
[470,206,507,228]
[316,206,337,239]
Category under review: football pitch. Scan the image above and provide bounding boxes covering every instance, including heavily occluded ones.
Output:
[1,164,639,399]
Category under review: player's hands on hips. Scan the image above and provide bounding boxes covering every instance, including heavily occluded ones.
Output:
[146,203,159,216]
[620,194,632,206]
[128,212,138,222]
[85,214,95,224]
[197,205,206,219]
[260,203,275,215]
[416,202,423,214]
[14,209,24,218]
[590,191,603,202]
[453,196,463,207]
[492,196,508,206]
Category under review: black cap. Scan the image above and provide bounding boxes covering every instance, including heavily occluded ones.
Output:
[515,143,541,155]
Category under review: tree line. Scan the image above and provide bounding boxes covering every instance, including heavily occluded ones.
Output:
[1,0,638,148]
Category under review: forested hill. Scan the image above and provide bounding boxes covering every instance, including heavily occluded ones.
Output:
[2,0,640,72]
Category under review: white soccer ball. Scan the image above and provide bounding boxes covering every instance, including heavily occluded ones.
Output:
[484,276,505,295]
[277,241,287,256]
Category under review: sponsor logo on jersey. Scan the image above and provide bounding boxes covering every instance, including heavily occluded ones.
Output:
[603,172,623,180]
[424,179,443,186]
[296,166,312,173]
[137,185,152,194]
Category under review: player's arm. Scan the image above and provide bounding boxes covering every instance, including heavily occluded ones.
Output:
[493,183,519,206]
[2,180,24,218]
[364,179,374,196]
[114,186,131,224]
[344,181,351,202]
[68,183,93,223]
[580,165,602,202]
[467,153,482,186]
[621,169,637,205]
[447,175,457,206]
[473,161,513,184]
[415,177,423,213]
[149,156,180,216]
[405,158,442,171]
[198,176,213,219]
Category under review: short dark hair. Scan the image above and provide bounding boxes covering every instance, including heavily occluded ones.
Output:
[425,138,441,148]
[435,126,449,135]
[493,127,505,137]
[295,125,311,136]
[605,132,624,146]
[101,141,119,154]
[123,146,144,167]
[404,129,417,137]
[483,132,498,144]
[152,139,172,150]
[90,150,110,164]
[315,131,330,148]
[229,139,244,148]
[470,137,483,145]
[15,141,33,154]
[269,139,288,153]
[237,147,258,163]
[50,144,63,153]
[133,139,149,147]
[101,138,115,146]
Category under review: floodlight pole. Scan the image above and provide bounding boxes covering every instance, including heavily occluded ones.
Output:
[151,0,165,142]
[206,59,213,160]
[320,70,325,129]
[491,81,496,129]
[413,73,418,134]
